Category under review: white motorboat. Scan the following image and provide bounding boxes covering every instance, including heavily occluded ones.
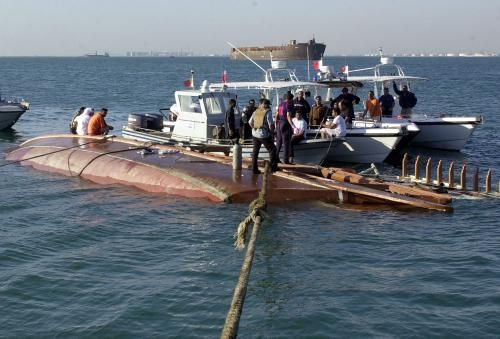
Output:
[209,62,407,164]
[0,96,30,130]
[122,81,344,165]
[344,49,482,151]
[390,115,482,150]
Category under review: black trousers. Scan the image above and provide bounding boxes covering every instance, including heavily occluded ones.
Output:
[276,123,291,162]
[252,136,278,171]
[291,134,304,157]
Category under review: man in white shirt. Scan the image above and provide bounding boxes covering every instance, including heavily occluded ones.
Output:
[290,111,308,164]
[320,109,347,138]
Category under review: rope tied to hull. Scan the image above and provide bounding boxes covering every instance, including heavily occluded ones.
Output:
[221,161,270,339]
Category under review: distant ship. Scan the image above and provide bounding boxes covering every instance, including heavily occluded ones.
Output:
[230,38,326,60]
[85,51,110,57]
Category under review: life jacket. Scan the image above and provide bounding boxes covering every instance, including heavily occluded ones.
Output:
[253,107,267,129]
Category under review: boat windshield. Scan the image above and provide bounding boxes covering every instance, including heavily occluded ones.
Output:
[204,96,223,115]
[178,95,202,113]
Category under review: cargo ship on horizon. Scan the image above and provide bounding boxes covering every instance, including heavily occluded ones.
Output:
[85,51,110,57]
[230,38,326,60]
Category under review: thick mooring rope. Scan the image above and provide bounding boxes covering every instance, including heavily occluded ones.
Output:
[221,162,270,339]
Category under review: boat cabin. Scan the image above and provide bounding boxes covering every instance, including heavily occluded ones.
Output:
[171,81,239,143]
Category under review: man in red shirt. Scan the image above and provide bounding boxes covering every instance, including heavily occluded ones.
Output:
[88,108,113,136]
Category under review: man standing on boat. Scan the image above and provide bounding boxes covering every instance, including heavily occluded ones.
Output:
[240,99,256,140]
[248,99,279,174]
[225,99,238,140]
[309,95,327,127]
[363,91,382,121]
[379,87,395,117]
[332,87,360,125]
[275,93,295,164]
[393,81,417,117]
[293,89,311,120]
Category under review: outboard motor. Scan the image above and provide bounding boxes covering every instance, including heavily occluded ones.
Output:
[128,113,147,129]
[144,113,163,131]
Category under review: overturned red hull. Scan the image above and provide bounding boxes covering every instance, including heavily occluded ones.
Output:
[5,135,346,204]
[5,135,452,211]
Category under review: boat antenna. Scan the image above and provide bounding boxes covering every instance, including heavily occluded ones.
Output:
[227,41,266,74]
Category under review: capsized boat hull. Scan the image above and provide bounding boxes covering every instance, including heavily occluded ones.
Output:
[5,134,452,211]
[4,134,358,204]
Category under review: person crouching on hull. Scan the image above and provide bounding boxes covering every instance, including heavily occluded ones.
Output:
[88,108,114,136]
[248,99,279,174]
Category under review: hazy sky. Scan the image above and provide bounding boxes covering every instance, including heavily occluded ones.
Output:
[2,0,500,56]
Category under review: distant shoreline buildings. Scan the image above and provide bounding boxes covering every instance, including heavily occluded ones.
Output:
[362,51,498,58]
[122,51,498,58]
[125,50,225,57]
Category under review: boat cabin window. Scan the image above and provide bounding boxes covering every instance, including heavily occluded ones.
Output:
[178,95,202,113]
[204,96,223,115]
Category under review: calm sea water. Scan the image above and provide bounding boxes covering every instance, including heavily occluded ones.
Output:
[1,56,499,337]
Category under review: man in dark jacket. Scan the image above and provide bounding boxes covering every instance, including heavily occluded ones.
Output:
[379,87,395,117]
[393,81,417,117]
[225,99,238,139]
[333,87,360,125]
[240,99,256,140]
[293,89,311,120]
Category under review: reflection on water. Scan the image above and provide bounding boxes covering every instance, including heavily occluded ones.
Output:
[0,129,22,143]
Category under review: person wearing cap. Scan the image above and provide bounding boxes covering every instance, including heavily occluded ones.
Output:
[379,87,395,117]
[88,108,113,136]
[248,99,279,174]
[293,89,311,120]
[392,81,417,117]
[309,95,327,127]
[363,91,382,121]
[240,99,256,140]
[332,87,360,125]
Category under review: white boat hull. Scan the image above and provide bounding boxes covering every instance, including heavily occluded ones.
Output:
[409,116,481,150]
[241,138,341,165]
[331,137,401,163]
[123,126,403,165]
[242,126,405,164]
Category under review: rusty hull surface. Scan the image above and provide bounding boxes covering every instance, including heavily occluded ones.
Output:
[5,135,345,204]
